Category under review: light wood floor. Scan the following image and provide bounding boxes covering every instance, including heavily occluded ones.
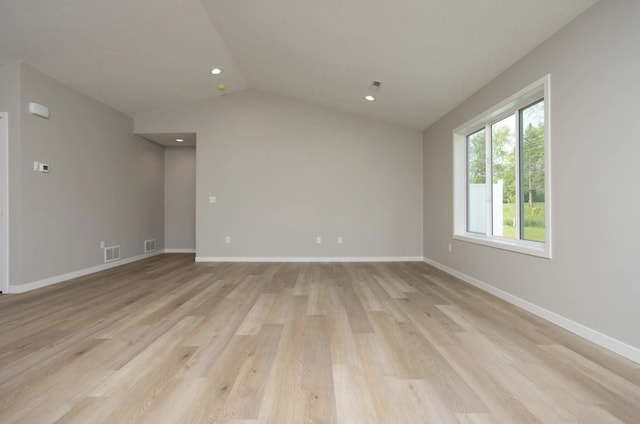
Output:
[1,255,639,423]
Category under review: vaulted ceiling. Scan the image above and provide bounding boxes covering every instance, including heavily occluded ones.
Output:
[0,0,598,129]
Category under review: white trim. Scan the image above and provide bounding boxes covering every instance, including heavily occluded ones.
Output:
[423,257,640,364]
[165,248,196,253]
[453,234,549,258]
[195,256,424,263]
[7,250,165,294]
[0,112,8,294]
[454,76,548,135]
[543,76,552,254]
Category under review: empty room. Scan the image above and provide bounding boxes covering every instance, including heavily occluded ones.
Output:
[1,0,639,422]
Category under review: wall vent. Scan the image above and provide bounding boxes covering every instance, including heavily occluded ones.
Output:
[370,80,382,90]
[104,246,121,263]
[144,239,156,253]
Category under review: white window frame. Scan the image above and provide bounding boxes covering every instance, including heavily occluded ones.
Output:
[453,75,551,258]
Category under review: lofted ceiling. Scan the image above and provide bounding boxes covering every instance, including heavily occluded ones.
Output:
[0,0,598,130]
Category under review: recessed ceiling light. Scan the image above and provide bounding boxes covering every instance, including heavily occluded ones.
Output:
[176,138,184,143]
[365,95,375,102]
[211,68,222,75]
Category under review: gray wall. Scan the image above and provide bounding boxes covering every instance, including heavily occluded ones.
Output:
[165,147,196,250]
[10,63,165,286]
[136,90,423,259]
[423,0,640,351]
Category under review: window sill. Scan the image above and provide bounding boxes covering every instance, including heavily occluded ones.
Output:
[453,233,551,259]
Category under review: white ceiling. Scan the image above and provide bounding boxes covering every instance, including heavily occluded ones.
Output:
[0,0,598,130]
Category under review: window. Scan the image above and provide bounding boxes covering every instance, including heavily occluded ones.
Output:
[454,75,550,258]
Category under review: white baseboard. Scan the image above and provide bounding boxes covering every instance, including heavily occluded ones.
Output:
[423,257,640,365]
[165,248,196,253]
[7,250,166,294]
[196,256,424,263]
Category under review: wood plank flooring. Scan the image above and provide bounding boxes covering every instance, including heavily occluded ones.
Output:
[1,254,639,423]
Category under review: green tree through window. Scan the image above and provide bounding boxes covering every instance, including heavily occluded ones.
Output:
[520,100,545,241]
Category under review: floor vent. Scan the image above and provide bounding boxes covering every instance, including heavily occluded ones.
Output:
[144,239,156,253]
[104,246,121,263]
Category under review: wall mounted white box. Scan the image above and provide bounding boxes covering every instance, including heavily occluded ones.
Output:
[29,103,49,119]
[33,161,50,173]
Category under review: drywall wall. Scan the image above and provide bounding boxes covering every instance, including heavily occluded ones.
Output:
[423,0,640,356]
[12,63,165,287]
[136,90,423,259]
[165,147,196,250]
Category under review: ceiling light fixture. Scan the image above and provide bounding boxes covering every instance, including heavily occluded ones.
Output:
[365,95,375,102]
[176,138,184,143]
[211,68,221,75]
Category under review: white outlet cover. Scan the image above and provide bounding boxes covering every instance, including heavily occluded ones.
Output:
[225,236,231,244]
[209,196,217,204]
[338,237,343,244]
[33,161,50,173]
[316,236,321,244]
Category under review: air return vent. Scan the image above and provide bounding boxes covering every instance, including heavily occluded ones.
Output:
[104,246,121,263]
[144,239,156,253]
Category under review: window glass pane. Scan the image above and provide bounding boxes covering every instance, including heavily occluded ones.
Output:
[520,100,545,242]
[491,115,516,238]
[467,129,486,234]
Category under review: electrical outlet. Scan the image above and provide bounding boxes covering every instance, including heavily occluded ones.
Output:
[100,241,105,249]
[209,196,217,204]
[338,236,343,244]
[316,236,322,244]
[33,161,50,173]
[225,236,231,244]
[448,243,452,253]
